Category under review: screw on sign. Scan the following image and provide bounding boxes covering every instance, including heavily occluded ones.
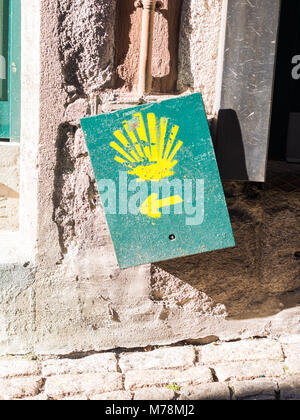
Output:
[81,94,235,269]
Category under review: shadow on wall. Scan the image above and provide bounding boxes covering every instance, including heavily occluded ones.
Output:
[114,0,183,93]
[152,1,182,93]
[152,163,300,320]
[177,0,193,92]
[114,0,136,90]
[0,183,19,199]
[215,109,249,181]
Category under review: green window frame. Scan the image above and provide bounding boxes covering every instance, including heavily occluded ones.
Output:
[0,0,20,142]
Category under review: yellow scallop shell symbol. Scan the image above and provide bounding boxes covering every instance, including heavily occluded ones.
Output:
[110,112,183,182]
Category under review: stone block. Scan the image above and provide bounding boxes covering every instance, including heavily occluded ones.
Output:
[0,265,35,355]
[179,383,230,400]
[74,128,88,158]
[0,359,40,379]
[125,366,213,390]
[42,353,118,377]
[199,339,283,365]
[283,342,300,359]
[279,377,300,400]
[90,391,133,401]
[214,361,284,382]
[64,99,90,124]
[120,346,195,373]
[45,372,123,398]
[0,377,43,400]
[284,358,300,376]
[134,387,175,401]
[230,380,278,400]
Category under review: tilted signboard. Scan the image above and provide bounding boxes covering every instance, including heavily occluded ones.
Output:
[81,93,235,268]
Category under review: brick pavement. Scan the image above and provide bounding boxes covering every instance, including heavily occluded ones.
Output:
[0,338,299,400]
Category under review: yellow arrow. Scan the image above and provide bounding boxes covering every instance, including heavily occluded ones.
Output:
[140,194,184,219]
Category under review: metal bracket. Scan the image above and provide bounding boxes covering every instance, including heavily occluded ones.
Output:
[135,1,163,10]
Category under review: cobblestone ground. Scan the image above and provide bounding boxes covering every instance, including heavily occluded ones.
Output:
[0,337,300,400]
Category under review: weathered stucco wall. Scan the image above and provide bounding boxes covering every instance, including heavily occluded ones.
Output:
[178,0,224,114]
[0,0,300,355]
[33,0,233,354]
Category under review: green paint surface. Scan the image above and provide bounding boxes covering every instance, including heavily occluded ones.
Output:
[81,93,235,269]
[0,0,9,101]
[0,0,21,141]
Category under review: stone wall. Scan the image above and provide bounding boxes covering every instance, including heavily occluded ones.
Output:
[178,0,224,114]
[33,0,232,354]
[0,0,300,356]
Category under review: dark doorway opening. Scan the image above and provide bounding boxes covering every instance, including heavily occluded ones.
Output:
[269,0,300,162]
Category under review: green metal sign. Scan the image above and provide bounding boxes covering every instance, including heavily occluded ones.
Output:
[81,93,235,269]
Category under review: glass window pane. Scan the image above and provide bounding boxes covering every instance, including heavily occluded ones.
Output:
[0,0,9,101]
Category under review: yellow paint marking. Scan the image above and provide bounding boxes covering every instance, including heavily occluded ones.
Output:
[110,113,183,182]
[167,140,183,162]
[134,113,148,143]
[164,125,179,160]
[114,130,130,147]
[134,112,152,161]
[110,142,135,163]
[115,156,129,165]
[123,121,145,161]
[159,117,168,160]
[114,130,140,162]
[148,113,158,162]
[140,193,184,219]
